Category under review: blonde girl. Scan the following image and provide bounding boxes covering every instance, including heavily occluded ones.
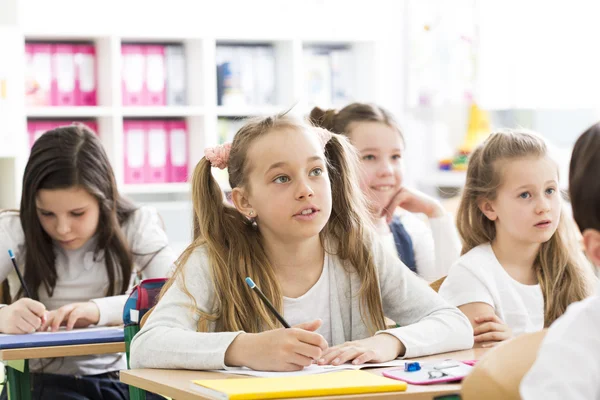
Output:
[131,113,472,371]
[439,130,592,347]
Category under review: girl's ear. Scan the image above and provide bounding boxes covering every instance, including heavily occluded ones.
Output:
[477,198,498,221]
[231,187,255,218]
[582,229,600,267]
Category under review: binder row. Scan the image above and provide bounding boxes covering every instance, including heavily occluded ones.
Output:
[304,47,355,106]
[27,120,98,148]
[122,44,186,107]
[25,42,97,106]
[123,119,189,184]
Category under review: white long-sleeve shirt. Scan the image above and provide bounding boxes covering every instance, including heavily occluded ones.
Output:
[0,207,177,375]
[381,212,461,282]
[520,293,600,400]
[130,237,473,370]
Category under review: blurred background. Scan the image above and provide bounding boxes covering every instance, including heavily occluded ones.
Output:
[1,0,599,254]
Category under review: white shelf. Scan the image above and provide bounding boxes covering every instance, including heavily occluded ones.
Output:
[121,106,205,118]
[420,171,467,188]
[120,183,191,194]
[216,105,288,117]
[26,106,113,118]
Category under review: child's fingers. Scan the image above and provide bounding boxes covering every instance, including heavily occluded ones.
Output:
[474,314,502,324]
[481,342,500,348]
[474,331,509,343]
[331,347,363,366]
[352,350,376,365]
[473,322,503,335]
[318,348,344,365]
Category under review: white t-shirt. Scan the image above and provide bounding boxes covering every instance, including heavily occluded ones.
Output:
[438,243,544,336]
[283,254,332,345]
[521,293,600,400]
[397,212,461,282]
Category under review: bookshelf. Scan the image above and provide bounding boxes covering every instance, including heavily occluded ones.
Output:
[0,0,406,209]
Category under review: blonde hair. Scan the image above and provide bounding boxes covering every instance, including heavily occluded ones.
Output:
[457,130,591,326]
[162,113,386,334]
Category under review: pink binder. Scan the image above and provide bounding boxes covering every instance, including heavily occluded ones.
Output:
[27,120,37,148]
[123,120,147,183]
[144,45,166,106]
[51,44,76,106]
[28,43,53,106]
[167,120,188,182]
[145,120,168,183]
[82,120,99,136]
[121,45,146,106]
[74,44,97,106]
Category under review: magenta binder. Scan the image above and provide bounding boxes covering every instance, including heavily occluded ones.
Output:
[167,120,188,182]
[146,120,168,183]
[124,120,147,183]
[144,45,166,106]
[75,44,97,106]
[51,43,76,106]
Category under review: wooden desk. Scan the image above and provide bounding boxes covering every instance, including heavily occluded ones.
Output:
[121,348,487,400]
[1,341,125,400]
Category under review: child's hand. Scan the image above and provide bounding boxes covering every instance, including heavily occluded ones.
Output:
[317,334,405,366]
[383,187,445,223]
[39,302,100,332]
[224,319,328,372]
[473,314,513,348]
[0,298,47,334]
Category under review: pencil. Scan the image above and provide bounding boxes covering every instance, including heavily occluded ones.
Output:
[245,277,291,328]
[8,249,32,298]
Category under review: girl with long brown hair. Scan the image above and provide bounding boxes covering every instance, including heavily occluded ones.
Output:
[439,130,593,348]
[0,124,175,400]
[310,103,461,282]
[131,112,472,372]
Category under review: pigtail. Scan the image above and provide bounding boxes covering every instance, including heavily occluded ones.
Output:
[322,133,386,334]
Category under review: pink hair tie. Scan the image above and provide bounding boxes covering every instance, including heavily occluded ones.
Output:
[204,142,232,169]
[315,127,333,148]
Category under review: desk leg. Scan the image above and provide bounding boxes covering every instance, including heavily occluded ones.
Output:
[6,360,31,400]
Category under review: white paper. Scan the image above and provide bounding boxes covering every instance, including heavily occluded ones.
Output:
[213,358,409,378]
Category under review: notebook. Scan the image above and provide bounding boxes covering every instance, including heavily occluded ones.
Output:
[192,370,407,400]
[0,327,124,349]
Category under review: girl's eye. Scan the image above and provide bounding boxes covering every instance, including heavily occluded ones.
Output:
[71,212,85,217]
[546,188,556,195]
[362,155,376,161]
[309,168,323,177]
[392,154,402,160]
[40,211,53,217]
[519,192,531,199]
[273,176,290,184]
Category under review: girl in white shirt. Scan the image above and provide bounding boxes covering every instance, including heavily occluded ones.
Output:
[439,130,593,348]
[310,104,461,282]
[520,123,600,399]
[0,125,175,400]
[131,113,473,372]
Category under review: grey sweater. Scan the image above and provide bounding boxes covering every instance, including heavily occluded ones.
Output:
[131,239,473,370]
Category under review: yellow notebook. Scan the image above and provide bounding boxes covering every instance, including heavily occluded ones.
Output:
[192,370,407,400]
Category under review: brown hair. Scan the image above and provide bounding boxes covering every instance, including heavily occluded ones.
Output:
[162,113,386,334]
[18,124,137,300]
[569,122,600,233]
[310,103,404,144]
[457,130,591,326]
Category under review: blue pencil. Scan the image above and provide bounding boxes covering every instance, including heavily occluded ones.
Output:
[245,277,291,328]
[8,249,32,298]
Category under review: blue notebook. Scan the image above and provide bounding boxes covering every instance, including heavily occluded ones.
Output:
[0,327,124,349]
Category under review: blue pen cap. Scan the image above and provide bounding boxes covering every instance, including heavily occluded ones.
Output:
[245,277,256,289]
[8,249,14,258]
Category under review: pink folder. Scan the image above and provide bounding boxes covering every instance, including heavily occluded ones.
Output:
[74,44,97,106]
[145,120,168,183]
[51,44,76,106]
[28,43,53,106]
[144,45,166,106]
[27,120,37,148]
[121,45,146,106]
[167,120,188,182]
[123,120,147,183]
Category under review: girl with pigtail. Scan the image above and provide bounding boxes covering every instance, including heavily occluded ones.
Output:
[131,113,472,371]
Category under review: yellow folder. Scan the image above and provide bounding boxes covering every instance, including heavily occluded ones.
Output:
[192,370,407,400]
